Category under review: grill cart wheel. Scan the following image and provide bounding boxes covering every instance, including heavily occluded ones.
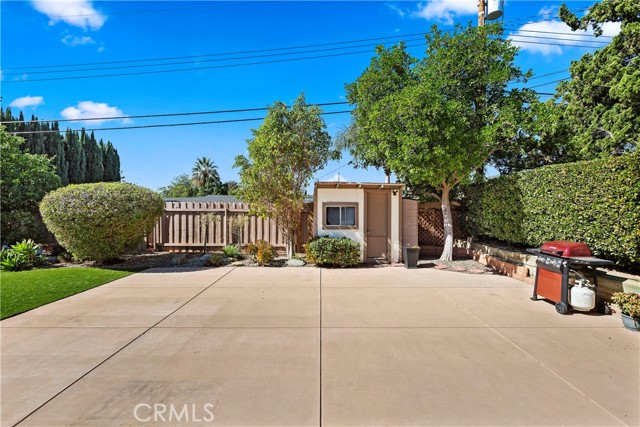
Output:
[555,302,569,315]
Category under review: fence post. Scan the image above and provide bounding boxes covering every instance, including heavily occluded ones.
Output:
[223,204,228,246]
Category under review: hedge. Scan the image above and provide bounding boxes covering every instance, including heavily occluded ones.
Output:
[40,183,164,261]
[463,153,639,266]
[305,236,361,267]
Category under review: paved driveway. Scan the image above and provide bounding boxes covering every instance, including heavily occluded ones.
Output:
[1,267,638,426]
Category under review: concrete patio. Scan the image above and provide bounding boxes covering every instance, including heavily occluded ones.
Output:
[1,266,638,426]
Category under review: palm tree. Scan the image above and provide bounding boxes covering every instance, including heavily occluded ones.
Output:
[191,157,221,194]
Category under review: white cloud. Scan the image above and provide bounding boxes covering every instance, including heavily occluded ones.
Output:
[413,0,477,25]
[387,3,407,18]
[327,173,348,182]
[61,34,95,46]
[508,6,621,56]
[61,101,128,124]
[509,19,621,56]
[9,96,45,109]
[31,0,107,30]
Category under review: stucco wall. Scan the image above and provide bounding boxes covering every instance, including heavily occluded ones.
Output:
[315,186,402,263]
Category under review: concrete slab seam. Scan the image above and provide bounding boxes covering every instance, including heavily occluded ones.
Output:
[12,267,238,427]
[433,287,628,427]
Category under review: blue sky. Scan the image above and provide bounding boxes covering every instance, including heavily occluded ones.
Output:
[1,1,620,192]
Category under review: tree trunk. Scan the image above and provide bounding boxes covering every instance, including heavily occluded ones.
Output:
[384,167,391,184]
[439,183,454,262]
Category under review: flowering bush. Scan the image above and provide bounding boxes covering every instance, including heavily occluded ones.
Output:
[246,240,277,265]
[40,183,163,261]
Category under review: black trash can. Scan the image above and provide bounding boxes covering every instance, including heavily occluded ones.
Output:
[403,246,420,269]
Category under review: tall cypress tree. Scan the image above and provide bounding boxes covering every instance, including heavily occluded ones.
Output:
[65,130,84,184]
[102,140,116,181]
[85,131,104,182]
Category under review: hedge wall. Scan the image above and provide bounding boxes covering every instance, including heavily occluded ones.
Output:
[463,153,640,266]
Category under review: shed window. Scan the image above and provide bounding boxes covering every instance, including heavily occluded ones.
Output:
[325,205,356,227]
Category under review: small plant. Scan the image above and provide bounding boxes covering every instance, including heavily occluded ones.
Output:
[0,239,47,271]
[246,240,277,265]
[204,253,227,267]
[612,292,640,318]
[222,244,244,260]
[305,236,360,268]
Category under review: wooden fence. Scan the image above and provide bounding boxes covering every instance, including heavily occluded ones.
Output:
[417,201,469,257]
[148,201,312,252]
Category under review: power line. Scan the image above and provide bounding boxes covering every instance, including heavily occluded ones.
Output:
[525,79,569,89]
[2,37,429,76]
[5,37,606,84]
[3,34,607,78]
[7,110,353,134]
[3,31,432,71]
[504,27,614,38]
[3,5,590,73]
[507,33,608,45]
[317,163,352,180]
[0,102,350,124]
[2,80,559,125]
[2,43,430,83]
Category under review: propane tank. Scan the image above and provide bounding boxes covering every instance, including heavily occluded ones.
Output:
[570,279,596,312]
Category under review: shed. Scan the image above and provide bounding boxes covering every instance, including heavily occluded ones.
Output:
[313,181,415,263]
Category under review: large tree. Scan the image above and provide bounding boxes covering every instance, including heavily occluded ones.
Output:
[343,43,418,182]
[347,24,535,261]
[191,156,222,196]
[234,94,337,258]
[1,126,61,243]
[159,174,198,198]
[556,0,639,158]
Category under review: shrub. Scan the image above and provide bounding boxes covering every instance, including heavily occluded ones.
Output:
[305,236,361,267]
[40,183,164,261]
[222,244,243,260]
[246,240,277,265]
[0,239,47,271]
[612,292,640,318]
[204,253,227,267]
[463,154,640,266]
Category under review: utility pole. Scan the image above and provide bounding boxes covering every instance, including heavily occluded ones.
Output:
[478,0,486,26]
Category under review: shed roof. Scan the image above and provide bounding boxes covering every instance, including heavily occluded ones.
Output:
[315,181,404,190]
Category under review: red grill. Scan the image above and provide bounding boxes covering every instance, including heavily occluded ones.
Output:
[539,240,592,258]
[527,241,613,315]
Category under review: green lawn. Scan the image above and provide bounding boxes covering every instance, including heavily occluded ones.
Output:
[0,268,134,320]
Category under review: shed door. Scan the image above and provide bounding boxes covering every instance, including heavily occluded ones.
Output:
[366,191,389,261]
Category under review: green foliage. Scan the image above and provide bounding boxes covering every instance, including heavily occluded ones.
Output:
[222,244,243,260]
[555,0,639,158]
[346,23,533,261]
[611,292,640,318]
[1,127,61,243]
[192,157,223,196]
[234,93,338,257]
[0,267,133,319]
[305,237,361,267]
[246,240,277,265]
[463,154,640,266]
[159,174,198,197]
[40,183,164,261]
[0,239,47,271]
[205,253,227,267]
[344,43,418,177]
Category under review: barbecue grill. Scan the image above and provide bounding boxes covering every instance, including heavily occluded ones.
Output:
[527,241,614,314]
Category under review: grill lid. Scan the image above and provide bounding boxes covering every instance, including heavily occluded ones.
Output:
[539,240,592,258]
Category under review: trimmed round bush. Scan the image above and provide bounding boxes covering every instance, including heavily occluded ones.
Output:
[40,183,164,261]
[305,236,361,267]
